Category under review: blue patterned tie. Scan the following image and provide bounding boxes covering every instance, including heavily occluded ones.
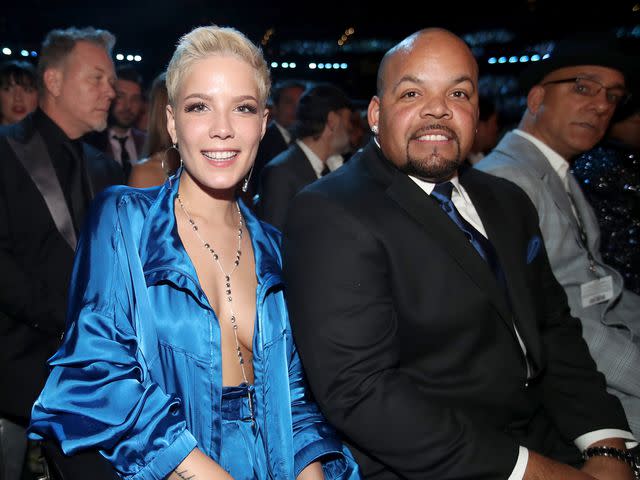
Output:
[431,181,507,290]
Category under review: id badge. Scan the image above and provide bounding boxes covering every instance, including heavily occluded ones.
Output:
[580,276,614,308]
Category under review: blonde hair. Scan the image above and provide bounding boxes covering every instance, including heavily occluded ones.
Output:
[166,25,270,108]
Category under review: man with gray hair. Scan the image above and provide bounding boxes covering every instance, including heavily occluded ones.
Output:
[0,26,123,479]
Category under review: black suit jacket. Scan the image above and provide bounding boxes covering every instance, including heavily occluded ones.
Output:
[256,142,317,230]
[0,114,123,423]
[282,141,629,479]
[250,121,290,194]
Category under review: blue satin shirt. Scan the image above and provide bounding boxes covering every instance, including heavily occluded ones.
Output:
[28,173,359,480]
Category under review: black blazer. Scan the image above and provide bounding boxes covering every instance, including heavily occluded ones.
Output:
[256,142,317,230]
[282,141,629,479]
[0,114,123,423]
[250,121,290,194]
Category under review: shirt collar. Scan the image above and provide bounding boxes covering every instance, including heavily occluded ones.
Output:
[296,139,325,178]
[110,127,132,140]
[513,128,570,182]
[34,108,73,147]
[409,174,470,203]
[273,121,291,145]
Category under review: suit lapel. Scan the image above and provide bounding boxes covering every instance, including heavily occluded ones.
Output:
[566,173,599,252]
[7,132,77,249]
[385,168,513,325]
[500,133,582,246]
[290,144,318,185]
[462,171,542,371]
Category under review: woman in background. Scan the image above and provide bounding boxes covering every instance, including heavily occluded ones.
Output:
[128,72,180,188]
[29,25,359,480]
[0,60,38,125]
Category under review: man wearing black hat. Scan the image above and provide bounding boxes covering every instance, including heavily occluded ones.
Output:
[256,82,353,230]
[476,33,640,438]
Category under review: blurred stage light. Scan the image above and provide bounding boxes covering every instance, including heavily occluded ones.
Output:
[134,55,142,62]
[20,50,29,57]
[116,53,124,60]
[2,48,12,56]
[126,54,134,61]
[271,61,278,68]
[309,63,317,69]
[530,54,541,61]
[488,57,497,64]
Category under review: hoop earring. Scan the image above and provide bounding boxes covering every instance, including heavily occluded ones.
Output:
[163,143,182,188]
[242,164,254,193]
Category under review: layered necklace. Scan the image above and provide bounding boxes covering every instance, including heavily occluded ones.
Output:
[176,193,254,419]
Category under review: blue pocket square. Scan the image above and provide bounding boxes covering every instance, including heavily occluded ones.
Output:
[526,235,542,264]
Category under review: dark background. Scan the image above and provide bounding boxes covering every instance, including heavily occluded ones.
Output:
[2,0,638,104]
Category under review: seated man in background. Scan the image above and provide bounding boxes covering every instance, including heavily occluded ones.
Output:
[476,32,640,438]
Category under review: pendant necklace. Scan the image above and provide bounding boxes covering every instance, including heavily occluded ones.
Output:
[176,193,254,421]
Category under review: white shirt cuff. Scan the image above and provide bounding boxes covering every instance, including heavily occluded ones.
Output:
[575,429,637,450]
[507,446,528,480]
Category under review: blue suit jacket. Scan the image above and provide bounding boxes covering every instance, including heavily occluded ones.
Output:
[29,172,359,480]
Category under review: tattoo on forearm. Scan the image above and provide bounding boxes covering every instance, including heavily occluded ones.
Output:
[174,469,195,480]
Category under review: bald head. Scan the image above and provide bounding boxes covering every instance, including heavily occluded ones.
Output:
[376,28,477,98]
[368,27,479,182]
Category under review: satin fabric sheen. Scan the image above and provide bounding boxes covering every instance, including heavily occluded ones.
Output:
[219,385,268,479]
[28,171,360,480]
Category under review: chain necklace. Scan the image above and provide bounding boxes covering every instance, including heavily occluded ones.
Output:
[176,193,254,420]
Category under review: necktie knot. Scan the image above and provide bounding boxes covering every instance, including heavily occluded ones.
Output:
[431,181,454,202]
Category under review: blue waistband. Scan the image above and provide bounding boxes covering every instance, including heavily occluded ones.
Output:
[221,384,255,421]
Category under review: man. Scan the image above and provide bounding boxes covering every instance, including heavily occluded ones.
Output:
[475,34,640,438]
[466,93,500,165]
[257,83,353,230]
[249,79,306,193]
[84,64,146,179]
[0,27,122,479]
[283,28,636,479]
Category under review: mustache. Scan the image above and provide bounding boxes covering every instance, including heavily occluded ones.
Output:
[412,124,458,142]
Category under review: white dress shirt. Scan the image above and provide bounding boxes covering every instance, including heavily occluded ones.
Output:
[108,128,139,166]
[409,172,635,479]
[296,140,343,178]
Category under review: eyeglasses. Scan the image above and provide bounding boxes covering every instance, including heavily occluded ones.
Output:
[541,77,631,106]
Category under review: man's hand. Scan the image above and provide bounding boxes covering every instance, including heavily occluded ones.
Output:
[524,450,596,480]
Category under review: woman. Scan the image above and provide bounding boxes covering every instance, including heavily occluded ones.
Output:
[128,72,180,188]
[29,25,359,480]
[0,60,38,125]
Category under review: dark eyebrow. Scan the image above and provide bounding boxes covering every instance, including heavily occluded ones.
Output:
[391,74,476,94]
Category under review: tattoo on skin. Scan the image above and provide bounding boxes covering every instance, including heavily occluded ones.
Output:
[174,469,195,480]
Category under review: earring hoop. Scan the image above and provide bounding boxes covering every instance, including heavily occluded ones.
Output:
[163,143,182,187]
